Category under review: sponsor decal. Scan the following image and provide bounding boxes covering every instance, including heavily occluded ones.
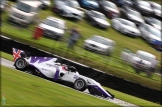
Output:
[73,75,79,79]
[41,68,51,72]
[30,57,52,64]
[46,63,57,67]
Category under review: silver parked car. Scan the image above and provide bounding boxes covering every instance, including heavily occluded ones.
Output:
[138,23,161,44]
[84,35,115,55]
[38,16,66,40]
[53,0,84,20]
[112,18,141,37]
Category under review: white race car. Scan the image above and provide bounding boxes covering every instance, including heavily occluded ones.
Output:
[13,48,114,99]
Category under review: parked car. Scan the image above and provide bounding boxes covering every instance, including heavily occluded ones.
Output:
[149,1,162,19]
[8,0,43,26]
[84,35,116,55]
[39,0,51,9]
[38,16,66,40]
[151,40,162,52]
[85,10,110,29]
[138,23,161,44]
[98,0,119,19]
[53,0,84,20]
[120,6,144,26]
[121,50,158,74]
[133,0,153,16]
[8,0,50,9]
[77,0,99,10]
[0,0,7,11]
[144,17,161,31]
[110,0,124,7]
[123,0,133,7]
[112,18,141,37]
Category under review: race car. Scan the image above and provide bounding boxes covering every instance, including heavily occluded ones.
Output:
[12,48,114,99]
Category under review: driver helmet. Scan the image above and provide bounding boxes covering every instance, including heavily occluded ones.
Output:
[67,66,77,72]
[62,64,69,71]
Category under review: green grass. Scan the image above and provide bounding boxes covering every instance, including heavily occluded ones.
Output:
[1,66,121,106]
[1,1,162,91]
[1,65,161,107]
[103,86,161,107]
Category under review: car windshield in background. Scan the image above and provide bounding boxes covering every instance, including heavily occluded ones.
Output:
[92,12,106,19]
[104,1,117,9]
[43,19,64,29]
[150,28,161,38]
[136,54,152,61]
[88,0,97,2]
[128,9,141,17]
[120,19,136,27]
[138,1,151,8]
[0,0,4,5]
[16,2,32,13]
[151,18,161,26]
[69,1,80,8]
[153,4,161,10]
[90,36,111,45]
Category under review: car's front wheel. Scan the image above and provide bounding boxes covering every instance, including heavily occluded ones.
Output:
[14,58,29,71]
[74,78,87,91]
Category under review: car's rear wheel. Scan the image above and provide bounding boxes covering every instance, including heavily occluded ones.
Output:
[74,78,87,91]
[14,58,29,71]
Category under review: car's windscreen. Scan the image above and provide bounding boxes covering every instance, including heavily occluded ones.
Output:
[68,1,80,8]
[0,0,5,5]
[16,2,32,13]
[128,9,141,17]
[153,4,161,10]
[151,18,161,26]
[92,11,106,19]
[43,19,64,29]
[138,1,151,8]
[103,1,117,10]
[150,28,161,38]
[88,0,97,2]
[120,19,136,28]
[90,36,111,45]
[136,54,153,61]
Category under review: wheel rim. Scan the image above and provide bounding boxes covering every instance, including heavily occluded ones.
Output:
[16,59,25,69]
[75,80,84,89]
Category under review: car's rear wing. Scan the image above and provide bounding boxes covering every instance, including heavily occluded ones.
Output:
[12,47,31,61]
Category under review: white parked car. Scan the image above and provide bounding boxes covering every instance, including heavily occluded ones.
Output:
[121,49,158,73]
[84,35,116,55]
[85,10,110,29]
[149,1,162,18]
[112,18,141,37]
[138,23,161,44]
[8,0,43,26]
[38,16,66,40]
[53,0,84,20]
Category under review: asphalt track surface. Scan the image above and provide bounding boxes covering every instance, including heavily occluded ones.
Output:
[1,58,139,107]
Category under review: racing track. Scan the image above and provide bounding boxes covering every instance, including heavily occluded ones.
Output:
[1,57,139,107]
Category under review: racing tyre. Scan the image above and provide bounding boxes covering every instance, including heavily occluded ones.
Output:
[14,58,29,71]
[74,78,87,91]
